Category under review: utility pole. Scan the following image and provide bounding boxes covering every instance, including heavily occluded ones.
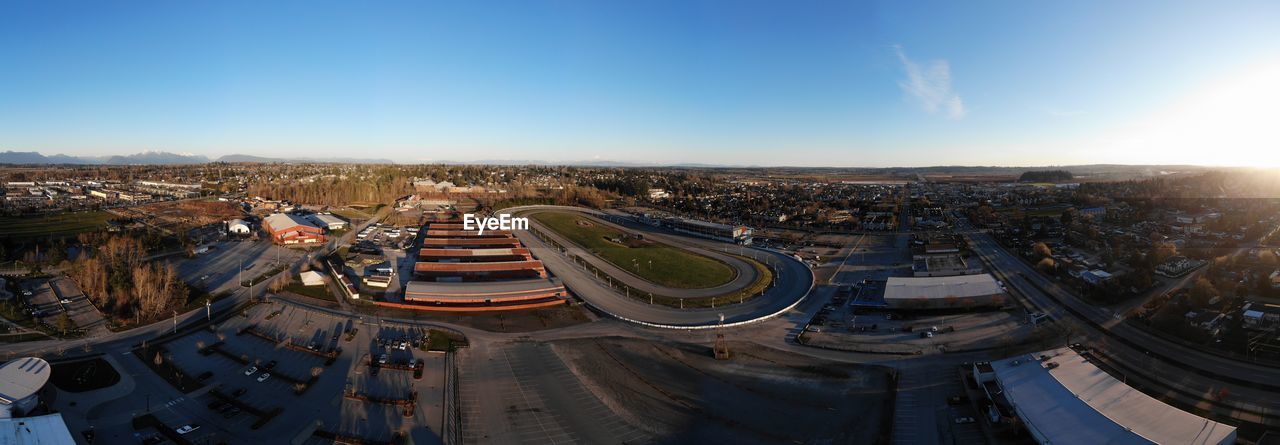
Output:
[172,310,178,334]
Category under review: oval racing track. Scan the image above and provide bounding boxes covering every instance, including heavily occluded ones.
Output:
[522,209,759,298]
[505,205,814,328]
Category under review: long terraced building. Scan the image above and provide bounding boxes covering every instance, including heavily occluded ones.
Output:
[396,220,567,311]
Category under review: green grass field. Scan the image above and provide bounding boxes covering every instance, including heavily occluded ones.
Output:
[0,211,113,239]
[532,211,735,289]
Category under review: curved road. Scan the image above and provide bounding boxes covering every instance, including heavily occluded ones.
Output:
[504,205,813,328]
[520,208,759,298]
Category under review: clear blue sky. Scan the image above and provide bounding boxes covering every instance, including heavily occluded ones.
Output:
[2,1,1278,167]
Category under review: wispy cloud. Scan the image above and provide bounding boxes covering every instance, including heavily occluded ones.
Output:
[894,45,966,120]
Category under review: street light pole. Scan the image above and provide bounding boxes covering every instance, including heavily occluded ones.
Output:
[171,310,177,334]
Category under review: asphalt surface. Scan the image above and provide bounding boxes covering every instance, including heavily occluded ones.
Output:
[505,205,813,328]
[967,228,1280,426]
[522,209,759,298]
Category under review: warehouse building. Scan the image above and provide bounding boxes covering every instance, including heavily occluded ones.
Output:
[0,357,50,418]
[0,413,75,444]
[883,274,1004,309]
[308,213,349,230]
[420,237,523,248]
[418,248,533,263]
[403,278,566,310]
[227,218,251,235]
[264,213,325,245]
[384,219,567,311]
[976,347,1236,445]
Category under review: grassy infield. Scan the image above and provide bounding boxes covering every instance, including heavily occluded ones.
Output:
[531,211,772,308]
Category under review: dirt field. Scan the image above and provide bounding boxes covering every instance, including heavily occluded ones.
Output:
[120,200,243,233]
[555,337,894,444]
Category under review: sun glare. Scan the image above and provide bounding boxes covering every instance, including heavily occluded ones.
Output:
[1095,61,1280,167]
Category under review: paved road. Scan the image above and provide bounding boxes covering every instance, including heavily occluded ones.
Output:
[521,208,759,299]
[503,205,813,328]
[968,229,1280,426]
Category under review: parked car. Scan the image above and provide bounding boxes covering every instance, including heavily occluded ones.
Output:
[59,298,72,304]
[243,366,258,376]
[264,360,277,370]
[378,354,389,364]
[176,424,201,435]
[954,417,976,424]
[257,373,271,383]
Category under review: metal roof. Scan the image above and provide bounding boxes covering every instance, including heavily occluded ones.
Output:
[264,213,316,230]
[405,278,563,299]
[0,357,50,405]
[310,213,346,226]
[884,274,1001,300]
[993,348,1236,445]
[0,413,75,444]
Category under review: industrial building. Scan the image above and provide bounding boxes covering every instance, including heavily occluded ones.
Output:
[377,219,567,311]
[667,217,753,245]
[418,247,533,263]
[227,218,251,235]
[309,213,349,230]
[0,357,50,418]
[0,413,75,444]
[413,260,546,280]
[264,213,325,245]
[403,278,566,310]
[974,347,1236,445]
[883,274,1004,309]
[420,237,523,248]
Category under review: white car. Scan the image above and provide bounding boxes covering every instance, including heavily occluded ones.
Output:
[256,373,270,383]
[954,417,976,424]
[243,366,258,376]
[399,341,407,351]
[176,424,201,434]
[60,298,72,304]
[378,354,389,364]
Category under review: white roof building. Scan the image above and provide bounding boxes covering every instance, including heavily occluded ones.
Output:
[990,348,1236,445]
[227,219,251,234]
[0,413,76,444]
[0,357,51,418]
[299,270,325,287]
[883,274,1003,309]
[309,213,348,230]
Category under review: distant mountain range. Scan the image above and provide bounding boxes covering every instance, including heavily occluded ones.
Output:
[0,150,396,165]
[0,150,1219,175]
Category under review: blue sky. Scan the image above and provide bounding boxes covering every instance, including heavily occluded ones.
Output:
[2,1,1278,167]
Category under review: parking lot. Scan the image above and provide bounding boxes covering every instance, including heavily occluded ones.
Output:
[169,239,305,295]
[805,300,1032,354]
[346,223,422,301]
[49,277,109,334]
[893,363,986,445]
[148,300,446,444]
